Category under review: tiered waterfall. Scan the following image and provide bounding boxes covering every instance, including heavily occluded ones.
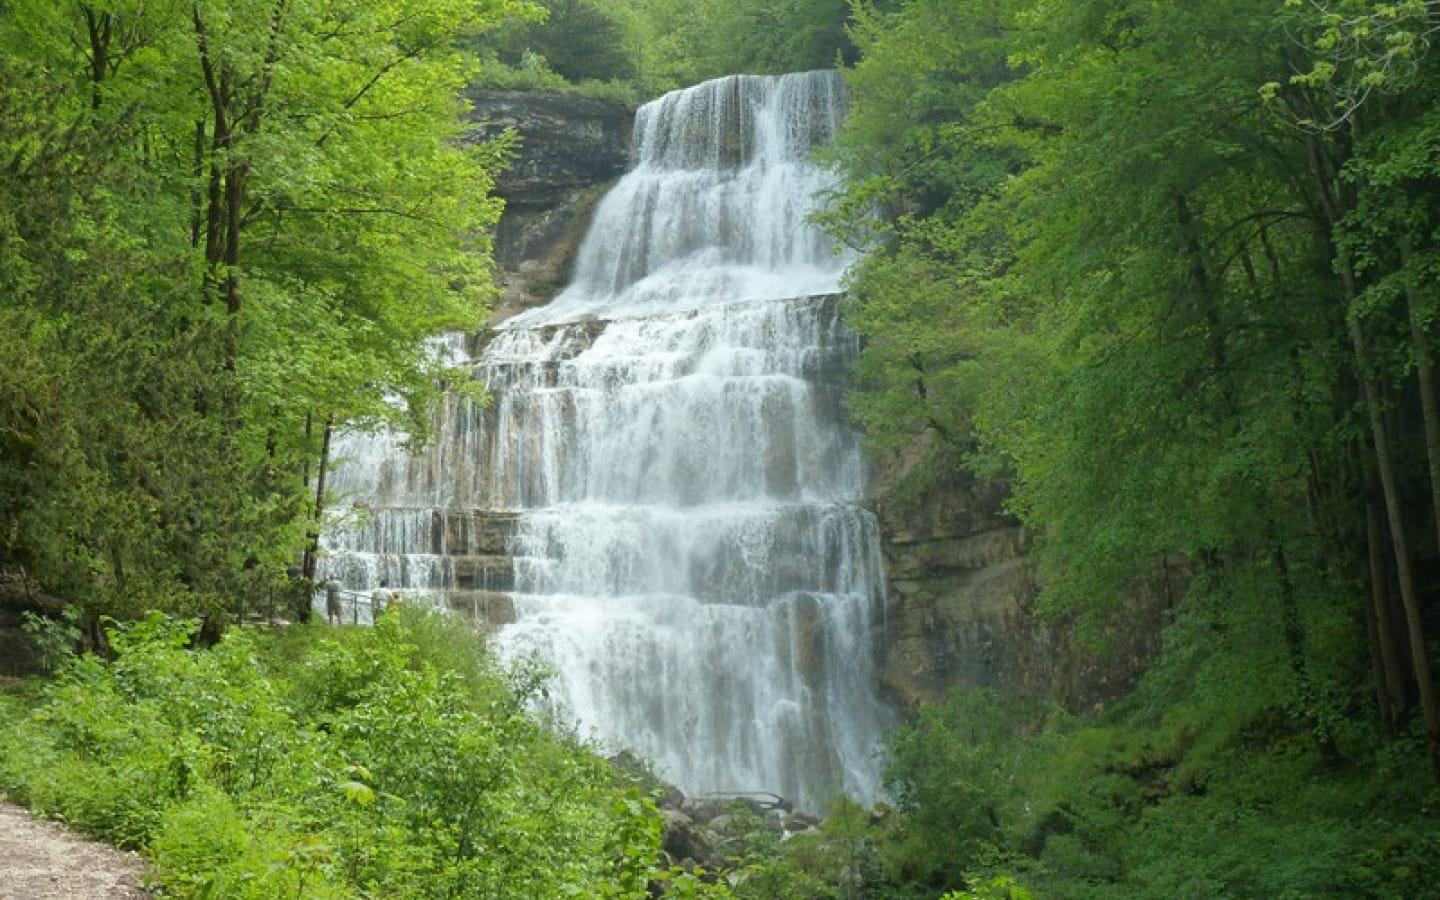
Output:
[322,70,892,811]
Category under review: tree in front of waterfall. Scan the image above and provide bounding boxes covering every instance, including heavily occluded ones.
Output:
[0,0,525,629]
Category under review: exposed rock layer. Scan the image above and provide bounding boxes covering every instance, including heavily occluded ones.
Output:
[868,434,1172,712]
[465,90,633,322]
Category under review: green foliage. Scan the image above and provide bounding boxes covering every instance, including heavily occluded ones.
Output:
[150,787,350,900]
[1269,0,1440,130]
[0,0,524,625]
[0,609,674,898]
[713,797,884,900]
[830,0,1372,610]
[494,0,639,83]
[470,0,856,98]
[683,0,855,76]
[838,681,1440,900]
[821,0,1026,510]
[826,0,1440,896]
[879,690,1040,889]
[20,608,84,673]
[943,876,1034,900]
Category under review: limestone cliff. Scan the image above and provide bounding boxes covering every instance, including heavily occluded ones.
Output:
[869,431,1173,713]
[464,90,633,323]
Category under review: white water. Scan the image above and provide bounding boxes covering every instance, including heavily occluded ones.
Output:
[322,71,892,811]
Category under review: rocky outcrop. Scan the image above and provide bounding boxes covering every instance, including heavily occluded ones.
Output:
[0,604,41,677]
[871,432,1173,713]
[465,90,633,323]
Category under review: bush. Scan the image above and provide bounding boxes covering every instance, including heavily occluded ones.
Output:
[148,787,350,900]
[0,609,679,898]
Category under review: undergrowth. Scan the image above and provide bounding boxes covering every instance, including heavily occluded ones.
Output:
[4,605,1436,899]
[0,608,727,899]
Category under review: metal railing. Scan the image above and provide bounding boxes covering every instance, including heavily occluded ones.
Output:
[320,588,381,626]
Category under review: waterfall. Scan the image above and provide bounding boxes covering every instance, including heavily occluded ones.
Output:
[322,70,893,811]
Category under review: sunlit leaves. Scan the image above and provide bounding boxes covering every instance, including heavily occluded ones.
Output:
[1272,0,1440,129]
[0,0,526,617]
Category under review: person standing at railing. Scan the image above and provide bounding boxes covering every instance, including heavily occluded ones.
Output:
[323,573,343,626]
[371,580,394,619]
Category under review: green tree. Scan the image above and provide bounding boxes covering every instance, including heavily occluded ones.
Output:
[822,0,1022,507]
[493,0,637,83]
[880,690,1032,893]
[0,0,526,627]
[529,0,857,93]
[834,0,1393,731]
[1260,0,1440,774]
[819,0,1440,893]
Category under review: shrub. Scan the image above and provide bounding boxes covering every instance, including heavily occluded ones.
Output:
[0,608,677,898]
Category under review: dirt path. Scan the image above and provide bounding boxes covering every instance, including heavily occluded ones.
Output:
[0,800,151,899]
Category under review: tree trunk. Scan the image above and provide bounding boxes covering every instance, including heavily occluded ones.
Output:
[1175,194,1231,392]
[82,6,111,111]
[1345,264,1440,779]
[189,120,206,249]
[1365,489,1406,735]
[1303,116,1440,776]
[302,416,334,583]
[1398,235,1440,559]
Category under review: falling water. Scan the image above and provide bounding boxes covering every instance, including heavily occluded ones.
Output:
[322,71,893,811]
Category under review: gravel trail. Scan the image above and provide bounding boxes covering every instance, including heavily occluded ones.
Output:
[0,801,150,899]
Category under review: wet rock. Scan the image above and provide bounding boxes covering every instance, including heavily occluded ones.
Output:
[463,90,633,323]
[447,591,516,628]
[660,809,723,870]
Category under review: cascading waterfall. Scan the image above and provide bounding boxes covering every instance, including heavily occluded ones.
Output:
[322,70,893,811]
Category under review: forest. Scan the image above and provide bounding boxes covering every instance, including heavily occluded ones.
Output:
[2,0,1439,897]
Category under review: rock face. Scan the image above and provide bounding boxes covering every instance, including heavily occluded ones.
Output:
[870,432,1174,713]
[464,90,633,323]
[869,435,1035,711]
[0,605,41,677]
